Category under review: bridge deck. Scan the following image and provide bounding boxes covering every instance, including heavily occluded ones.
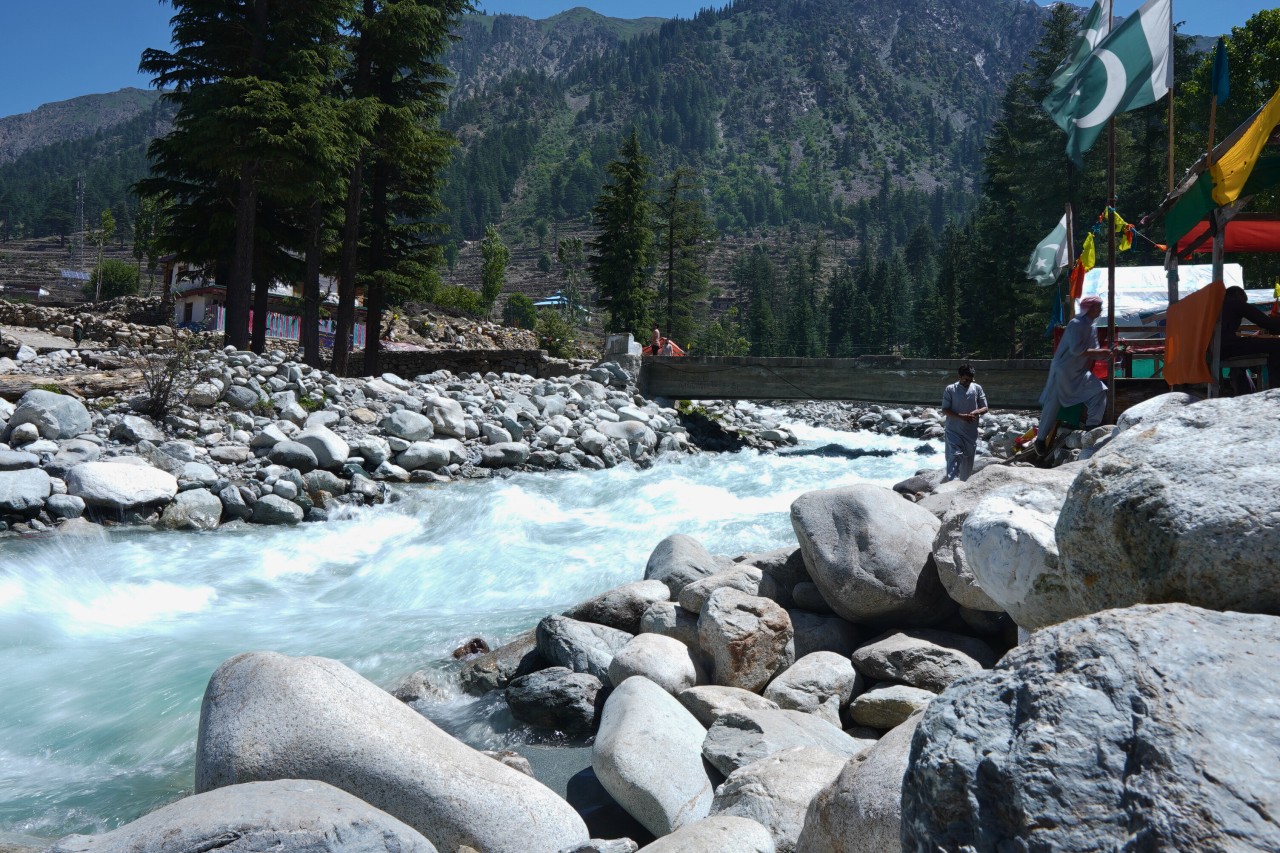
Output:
[639,355,1167,414]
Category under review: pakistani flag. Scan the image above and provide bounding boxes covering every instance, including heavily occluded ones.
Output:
[1026,214,1069,286]
[1042,0,1172,167]
[1047,0,1112,96]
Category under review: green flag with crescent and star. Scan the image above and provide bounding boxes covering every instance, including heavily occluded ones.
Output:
[1047,0,1112,96]
[1026,213,1069,286]
[1042,0,1172,167]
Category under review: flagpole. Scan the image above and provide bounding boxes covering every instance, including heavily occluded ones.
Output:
[1106,116,1117,423]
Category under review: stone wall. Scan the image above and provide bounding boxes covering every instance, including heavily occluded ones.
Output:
[0,300,186,349]
[345,348,585,380]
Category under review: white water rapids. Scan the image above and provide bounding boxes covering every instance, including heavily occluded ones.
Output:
[0,419,937,839]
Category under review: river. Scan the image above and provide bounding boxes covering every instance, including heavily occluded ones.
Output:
[0,418,936,840]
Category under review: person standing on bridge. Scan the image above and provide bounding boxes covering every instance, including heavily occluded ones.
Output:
[941,364,987,482]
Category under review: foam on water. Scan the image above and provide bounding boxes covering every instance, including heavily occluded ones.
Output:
[0,424,938,837]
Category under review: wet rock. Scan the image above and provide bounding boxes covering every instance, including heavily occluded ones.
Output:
[158,488,223,531]
[250,494,304,525]
[506,667,603,735]
[460,629,545,695]
[537,615,633,685]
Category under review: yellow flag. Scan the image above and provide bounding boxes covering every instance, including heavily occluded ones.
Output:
[1211,86,1280,206]
[1080,233,1096,271]
[1111,209,1133,252]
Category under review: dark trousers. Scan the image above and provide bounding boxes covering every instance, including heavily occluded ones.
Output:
[1221,337,1280,392]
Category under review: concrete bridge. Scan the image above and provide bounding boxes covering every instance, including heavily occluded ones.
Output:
[638,355,1165,414]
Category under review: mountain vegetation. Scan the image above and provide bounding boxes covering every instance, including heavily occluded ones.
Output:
[0,0,1274,366]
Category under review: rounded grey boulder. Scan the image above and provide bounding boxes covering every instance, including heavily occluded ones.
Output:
[609,632,699,695]
[790,485,951,628]
[645,534,726,597]
[48,779,437,853]
[65,461,178,510]
[195,651,588,853]
[636,816,775,852]
[506,666,603,734]
[850,629,996,694]
[158,488,223,531]
[712,746,846,853]
[568,579,671,634]
[7,389,91,440]
[699,589,793,692]
[901,604,1280,851]
[0,468,52,514]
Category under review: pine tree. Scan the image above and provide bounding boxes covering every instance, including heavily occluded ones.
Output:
[480,225,509,315]
[654,166,714,347]
[590,129,656,339]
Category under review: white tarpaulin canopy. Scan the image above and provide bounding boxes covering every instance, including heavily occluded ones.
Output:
[1078,263,1270,329]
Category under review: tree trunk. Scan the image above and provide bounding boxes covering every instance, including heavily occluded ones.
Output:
[251,269,270,354]
[302,200,323,367]
[364,156,389,377]
[225,169,257,351]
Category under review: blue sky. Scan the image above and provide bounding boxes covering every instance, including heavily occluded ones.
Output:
[0,1,1270,119]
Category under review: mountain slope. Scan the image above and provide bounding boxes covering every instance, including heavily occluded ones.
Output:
[0,88,163,164]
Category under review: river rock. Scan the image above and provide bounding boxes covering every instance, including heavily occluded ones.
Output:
[645,534,726,596]
[43,438,100,477]
[460,628,544,695]
[110,415,164,444]
[0,468,51,513]
[381,410,434,441]
[608,633,699,695]
[479,441,531,467]
[798,711,923,853]
[678,685,779,728]
[568,580,671,634]
[294,426,349,470]
[762,652,861,726]
[592,676,714,838]
[740,546,812,594]
[790,485,951,628]
[640,601,700,648]
[1112,390,1199,434]
[250,493,304,525]
[223,385,260,409]
[931,464,1079,612]
[1053,390,1280,623]
[158,488,223,531]
[712,747,846,853]
[47,779,437,853]
[789,610,859,658]
[537,615,633,685]
[6,389,91,440]
[679,566,780,615]
[423,396,467,438]
[699,589,793,692]
[0,449,40,471]
[505,667,603,735]
[847,684,932,729]
[218,484,253,521]
[65,461,178,510]
[46,493,85,519]
[963,476,1078,630]
[635,816,775,852]
[268,440,318,473]
[397,440,451,472]
[702,709,874,777]
[900,604,1280,852]
[195,651,589,853]
[850,629,996,694]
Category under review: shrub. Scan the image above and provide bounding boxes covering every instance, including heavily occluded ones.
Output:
[84,259,140,301]
[536,308,578,359]
[503,293,538,330]
[139,337,198,419]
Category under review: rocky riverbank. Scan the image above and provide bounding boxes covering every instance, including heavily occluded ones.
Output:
[38,389,1280,852]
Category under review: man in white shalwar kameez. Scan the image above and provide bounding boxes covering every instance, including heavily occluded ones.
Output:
[1035,295,1111,455]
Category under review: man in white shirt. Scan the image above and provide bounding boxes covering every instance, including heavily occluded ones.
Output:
[941,364,988,482]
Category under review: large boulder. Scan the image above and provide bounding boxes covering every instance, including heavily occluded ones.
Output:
[568,579,671,634]
[609,633,700,695]
[294,426,349,470]
[381,410,434,442]
[158,488,223,531]
[699,589,793,692]
[790,485,951,628]
[678,685,779,728]
[6,389,91,440]
[702,709,874,777]
[636,816,776,852]
[0,468,52,514]
[711,747,846,853]
[592,676,714,838]
[963,477,1080,630]
[679,566,781,615]
[505,667,603,735]
[110,415,164,444]
[65,461,178,510]
[788,611,860,659]
[423,396,467,438]
[640,601,701,648]
[48,780,437,853]
[762,652,862,727]
[645,534,726,597]
[537,615,633,685]
[797,711,923,853]
[901,604,1280,851]
[850,629,996,694]
[931,464,1079,612]
[1053,390,1280,622]
[194,652,588,853]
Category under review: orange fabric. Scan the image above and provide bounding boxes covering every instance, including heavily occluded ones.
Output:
[1068,262,1086,300]
[1164,280,1225,386]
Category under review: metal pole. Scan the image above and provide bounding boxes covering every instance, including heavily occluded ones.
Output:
[1106,117,1117,422]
